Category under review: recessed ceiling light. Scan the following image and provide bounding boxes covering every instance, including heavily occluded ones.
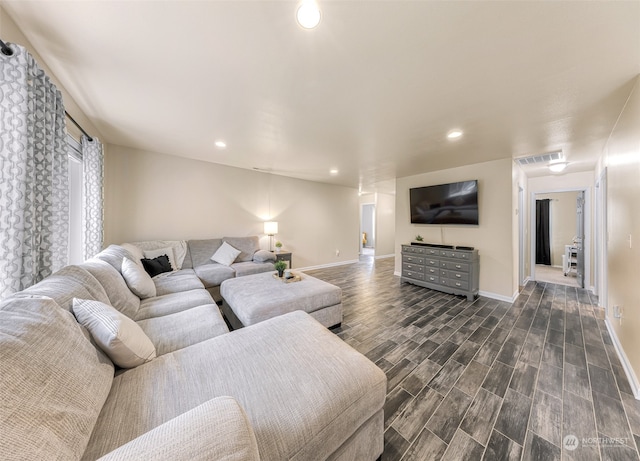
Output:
[330,168,339,175]
[549,161,568,173]
[215,140,226,149]
[447,129,463,140]
[296,0,321,29]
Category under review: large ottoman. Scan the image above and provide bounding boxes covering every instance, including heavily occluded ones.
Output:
[220,271,343,329]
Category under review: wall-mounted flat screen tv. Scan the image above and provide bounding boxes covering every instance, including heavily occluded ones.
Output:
[410,180,479,225]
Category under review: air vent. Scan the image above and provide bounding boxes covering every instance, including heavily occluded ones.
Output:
[515,151,563,166]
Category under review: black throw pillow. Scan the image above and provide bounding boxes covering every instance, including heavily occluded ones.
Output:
[141,254,172,278]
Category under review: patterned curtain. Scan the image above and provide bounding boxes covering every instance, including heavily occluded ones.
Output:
[0,43,69,298]
[81,136,104,259]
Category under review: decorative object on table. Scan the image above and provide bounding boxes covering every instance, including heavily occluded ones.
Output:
[274,260,287,278]
[264,221,278,252]
[272,271,302,283]
[275,241,283,252]
[415,235,424,242]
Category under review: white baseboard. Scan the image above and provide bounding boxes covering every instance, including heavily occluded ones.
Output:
[375,254,395,260]
[605,319,640,400]
[479,290,518,303]
[297,259,359,272]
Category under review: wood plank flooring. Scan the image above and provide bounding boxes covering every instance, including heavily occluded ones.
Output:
[304,256,640,461]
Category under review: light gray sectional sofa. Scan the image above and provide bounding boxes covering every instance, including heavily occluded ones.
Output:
[1,239,387,461]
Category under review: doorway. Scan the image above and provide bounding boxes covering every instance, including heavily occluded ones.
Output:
[360,203,375,257]
[531,189,589,288]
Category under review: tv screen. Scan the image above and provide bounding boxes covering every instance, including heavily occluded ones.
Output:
[410,180,478,225]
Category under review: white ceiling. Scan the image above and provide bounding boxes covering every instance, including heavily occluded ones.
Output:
[3,1,639,193]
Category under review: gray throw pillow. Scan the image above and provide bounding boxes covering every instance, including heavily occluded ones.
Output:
[253,250,277,262]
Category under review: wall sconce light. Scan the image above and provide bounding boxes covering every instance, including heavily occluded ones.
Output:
[264,221,278,251]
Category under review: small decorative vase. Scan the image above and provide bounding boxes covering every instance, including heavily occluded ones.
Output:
[277,269,284,277]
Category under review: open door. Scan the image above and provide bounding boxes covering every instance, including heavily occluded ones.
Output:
[576,191,585,288]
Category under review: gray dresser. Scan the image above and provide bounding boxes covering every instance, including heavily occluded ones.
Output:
[401,244,479,301]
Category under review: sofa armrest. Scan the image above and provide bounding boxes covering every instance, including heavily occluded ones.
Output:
[98,396,260,461]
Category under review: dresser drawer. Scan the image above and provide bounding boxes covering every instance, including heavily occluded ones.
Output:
[404,270,425,281]
[425,266,439,276]
[402,246,415,254]
[425,274,439,283]
[403,255,425,265]
[402,246,426,255]
[441,261,470,272]
[424,248,440,256]
[449,271,469,282]
[441,278,469,290]
[425,258,439,267]
[403,263,424,273]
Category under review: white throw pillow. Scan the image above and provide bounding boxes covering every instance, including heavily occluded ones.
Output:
[211,241,242,266]
[72,298,156,368]
[144,247,177,271]
[121,257,156,299]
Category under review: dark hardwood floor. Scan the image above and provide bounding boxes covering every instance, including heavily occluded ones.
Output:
[305,256,640,461]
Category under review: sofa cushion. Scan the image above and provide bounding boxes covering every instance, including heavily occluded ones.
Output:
[253,249,276,262]
[16,265,111,312]
[82,311,387,461]
[80,258,141,319]
[122,258,157,299]
[96,397,260,461]
[231,260,275,277]
[135,289,215,321]
[211,241,242,266]
[95,244,136,274]
[153,269,205,296]
[137,304,229,355]
[0,296,114,460]
[193,263,235,288]
[186,239,223,267]
[73,298,157,368]
[223,236,260,263]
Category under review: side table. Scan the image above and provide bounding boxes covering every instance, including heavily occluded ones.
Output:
[273,250,292,269]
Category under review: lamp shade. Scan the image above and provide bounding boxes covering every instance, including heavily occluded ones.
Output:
[264,221,278,235]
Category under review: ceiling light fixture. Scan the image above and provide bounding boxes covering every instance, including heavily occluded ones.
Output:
[214,140,226,149]
[330,168,339,175]
[447,129,463,140]
[549,161,568,173]
[296,0,321,29]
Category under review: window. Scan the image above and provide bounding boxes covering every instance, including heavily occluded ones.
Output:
[67,134,83,264]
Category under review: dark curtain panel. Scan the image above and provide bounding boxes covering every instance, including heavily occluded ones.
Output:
[536,199,551,265]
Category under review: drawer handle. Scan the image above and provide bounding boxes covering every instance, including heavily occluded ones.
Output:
[456,274,461,278]
[455,282,462,287]
[455,264,461,269]
[407,264,413,269]
[407,272,413,276]
[407,257,413,261]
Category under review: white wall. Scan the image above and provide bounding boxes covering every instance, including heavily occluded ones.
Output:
[396,158,515,300]
[600,75,640,397]
[375,191,396,257]
[104,145,360,269]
